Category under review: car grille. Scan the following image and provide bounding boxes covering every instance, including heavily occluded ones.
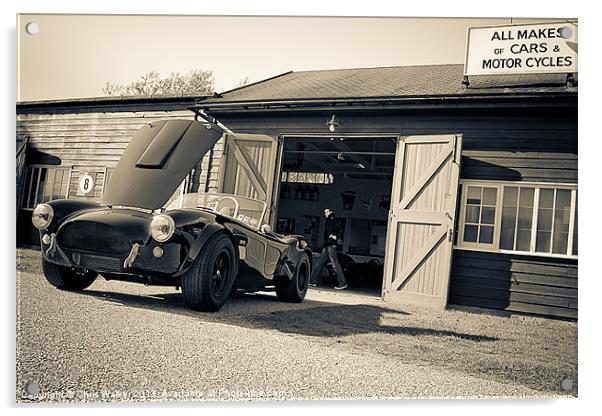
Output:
[59,221,132,254]
[75,253,123,272]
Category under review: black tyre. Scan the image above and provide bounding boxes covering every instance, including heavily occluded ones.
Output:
[275,253,310,303]
[181,233,237,312]
[42,259,98,291]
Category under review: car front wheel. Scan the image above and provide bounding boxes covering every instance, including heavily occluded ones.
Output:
[275,253,310,303]
[42,259,98,291]
[181,232,237,312]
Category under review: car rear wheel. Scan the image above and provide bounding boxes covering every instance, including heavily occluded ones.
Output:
[181,233,237,312]
[275,253,310,303]
[42,259,98,291]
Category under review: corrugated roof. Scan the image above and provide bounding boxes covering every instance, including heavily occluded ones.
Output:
[213,64,576,103]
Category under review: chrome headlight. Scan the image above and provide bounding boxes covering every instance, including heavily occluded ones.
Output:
[150,214,175,242]
[31,203,54,230]
[297,239,308,249]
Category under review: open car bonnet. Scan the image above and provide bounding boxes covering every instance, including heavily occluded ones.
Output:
[102,119,224,210]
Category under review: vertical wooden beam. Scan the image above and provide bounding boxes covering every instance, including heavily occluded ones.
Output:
[101,167,109,196]
[530,188,540,253]
[512,187,520,250]
[381,136,406,301]
[549,189,557,254]
[567,188,577,256]
[32,167,41,207]
[65,166,74,199]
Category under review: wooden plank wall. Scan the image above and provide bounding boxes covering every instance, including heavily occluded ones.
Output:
[16,110,225,201]
[449,250,577,319]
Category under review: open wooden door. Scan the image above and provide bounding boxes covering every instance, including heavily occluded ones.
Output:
[218,133,283,226]
[382,134,462,308]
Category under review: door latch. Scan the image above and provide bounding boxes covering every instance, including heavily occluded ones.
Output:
[448,228,454,242]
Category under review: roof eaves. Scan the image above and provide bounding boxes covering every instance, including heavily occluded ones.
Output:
[16,95,213,114]
[17,94,211,107]
[197,89,577,111]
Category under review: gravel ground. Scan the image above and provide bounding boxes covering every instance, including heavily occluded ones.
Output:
[16,248,576,402]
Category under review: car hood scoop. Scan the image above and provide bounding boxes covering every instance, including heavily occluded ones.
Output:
[102,119,224,210]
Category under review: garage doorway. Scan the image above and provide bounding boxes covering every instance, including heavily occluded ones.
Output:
[217,131,463,307]
[275,135,397,294]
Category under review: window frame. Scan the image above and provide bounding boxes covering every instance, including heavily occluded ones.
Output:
[456,179,577,260]
[103,167,113,195]
[21,164,73,210]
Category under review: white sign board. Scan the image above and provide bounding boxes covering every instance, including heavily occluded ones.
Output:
[78,174,95,195]
[464,22,577,76]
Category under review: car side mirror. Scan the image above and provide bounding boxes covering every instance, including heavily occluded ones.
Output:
[260,224,272,234]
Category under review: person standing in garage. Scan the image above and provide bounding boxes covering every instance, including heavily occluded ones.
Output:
[309,208,348,290]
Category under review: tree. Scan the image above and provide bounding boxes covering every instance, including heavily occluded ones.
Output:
[102,69,215,96]
[236,76,250,88]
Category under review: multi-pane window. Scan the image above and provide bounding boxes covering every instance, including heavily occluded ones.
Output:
[22,166,71,209]
[458,181,577,258]
[462,185,497,245]
[282,171,334,184]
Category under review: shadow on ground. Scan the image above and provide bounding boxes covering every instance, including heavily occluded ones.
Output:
[81,289,497,342]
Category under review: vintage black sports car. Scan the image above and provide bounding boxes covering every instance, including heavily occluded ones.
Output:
[32,119,312,311]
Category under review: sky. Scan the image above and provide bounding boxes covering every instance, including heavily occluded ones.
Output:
[16,15,556,101]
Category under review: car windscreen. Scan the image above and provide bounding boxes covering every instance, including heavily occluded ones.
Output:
[167,193,267,229]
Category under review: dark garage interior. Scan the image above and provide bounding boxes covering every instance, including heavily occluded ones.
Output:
[275,136,397,291]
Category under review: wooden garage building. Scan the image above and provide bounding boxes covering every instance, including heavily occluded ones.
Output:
[16,64,578,319]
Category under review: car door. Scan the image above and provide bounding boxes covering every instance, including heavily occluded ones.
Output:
[263,234,288,277]
[236,225,268,275]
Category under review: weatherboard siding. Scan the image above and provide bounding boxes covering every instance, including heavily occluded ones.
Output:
[208,108,577,185]
[449,250,577,319]
[16,110,225,198]
[17,111,195,170]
